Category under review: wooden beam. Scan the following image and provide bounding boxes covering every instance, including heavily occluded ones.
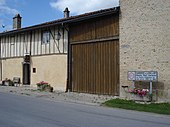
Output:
[70,36,119,44]
[49,28,61,53]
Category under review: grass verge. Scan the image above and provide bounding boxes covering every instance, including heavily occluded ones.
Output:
[103,99,170,115]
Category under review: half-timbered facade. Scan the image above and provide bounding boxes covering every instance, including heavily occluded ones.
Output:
[0,11,69,90]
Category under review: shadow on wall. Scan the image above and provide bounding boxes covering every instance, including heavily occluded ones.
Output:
[121,79,169,102]
[156,81,169,101]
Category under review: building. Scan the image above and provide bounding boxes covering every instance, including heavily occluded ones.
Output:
[0,7,119,93]
[0,8,70,91]
[119,0,170,101]
[1,0,170,101]
[66,0,170,101]
[67,8,119,95]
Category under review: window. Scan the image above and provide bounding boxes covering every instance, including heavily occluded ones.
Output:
[42,31,50,44]
[33,68,36,73]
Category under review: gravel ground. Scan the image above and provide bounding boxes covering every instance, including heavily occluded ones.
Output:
[0,86,117,106]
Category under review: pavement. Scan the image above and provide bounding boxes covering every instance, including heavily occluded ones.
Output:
[1,92,170,127]
[0,86,117,106]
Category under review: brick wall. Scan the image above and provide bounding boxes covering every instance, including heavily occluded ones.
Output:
[119,0,170,101]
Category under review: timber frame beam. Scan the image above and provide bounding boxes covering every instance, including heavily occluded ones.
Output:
[70,35,119,45]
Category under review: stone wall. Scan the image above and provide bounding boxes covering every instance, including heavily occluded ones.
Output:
[119,0,170,101]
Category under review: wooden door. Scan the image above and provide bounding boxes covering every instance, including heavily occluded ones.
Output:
[71,40,119,95]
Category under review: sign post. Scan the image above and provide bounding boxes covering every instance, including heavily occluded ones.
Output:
[128,71,158,101]
[149,81,153,101]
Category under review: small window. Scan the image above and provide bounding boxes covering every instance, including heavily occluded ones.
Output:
[42,31,50,44]
[33,68,36,73]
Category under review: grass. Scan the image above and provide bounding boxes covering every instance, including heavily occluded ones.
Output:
[103,99,170,115]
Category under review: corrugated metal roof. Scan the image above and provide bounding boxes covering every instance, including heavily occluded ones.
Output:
[0,7,119,36]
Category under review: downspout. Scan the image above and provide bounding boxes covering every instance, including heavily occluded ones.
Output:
[29,31,32,85]
[68,28,72,92]
[0,37,2,81]
[67,27,70,92]
[63,24,71,92]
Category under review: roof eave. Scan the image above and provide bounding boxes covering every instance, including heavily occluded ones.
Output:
[0,6,119,36]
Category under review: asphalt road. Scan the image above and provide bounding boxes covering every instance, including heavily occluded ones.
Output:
[0,92,170,127]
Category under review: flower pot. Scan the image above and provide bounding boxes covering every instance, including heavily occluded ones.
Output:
[131,94,149,102]
[44,86,53,92]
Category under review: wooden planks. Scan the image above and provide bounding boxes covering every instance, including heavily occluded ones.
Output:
[71,40,119,95]
[69,13,119,95]
[70,14,119,43]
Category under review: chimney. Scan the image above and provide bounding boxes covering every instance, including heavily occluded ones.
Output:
[64,7,70,18]
[13,14,22,29]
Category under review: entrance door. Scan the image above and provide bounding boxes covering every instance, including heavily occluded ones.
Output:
[23,62,30,85]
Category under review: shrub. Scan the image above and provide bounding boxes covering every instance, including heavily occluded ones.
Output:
[36,81,53,92]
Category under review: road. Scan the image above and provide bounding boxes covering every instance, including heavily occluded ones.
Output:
[0,92,169,127]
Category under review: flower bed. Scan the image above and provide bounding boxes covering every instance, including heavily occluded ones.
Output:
[128,89,149,97]
[128,89,149,101]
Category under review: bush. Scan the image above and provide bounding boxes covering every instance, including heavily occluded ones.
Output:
[36,81,53,92]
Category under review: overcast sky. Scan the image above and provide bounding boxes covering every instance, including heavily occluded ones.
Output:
[0,0,119,32]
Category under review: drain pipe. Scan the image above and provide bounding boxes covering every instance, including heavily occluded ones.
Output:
[0,37,2,81]
[64,24,71,92]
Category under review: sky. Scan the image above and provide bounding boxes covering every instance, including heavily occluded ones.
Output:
[0,0,119,32]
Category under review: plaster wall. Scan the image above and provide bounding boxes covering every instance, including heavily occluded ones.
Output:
[2,58,23,81]
[1,54,67,91]
[31,55,67,91]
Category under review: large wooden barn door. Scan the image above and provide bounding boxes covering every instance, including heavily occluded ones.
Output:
[71,40,119,95]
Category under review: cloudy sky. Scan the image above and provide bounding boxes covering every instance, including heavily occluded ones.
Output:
[0,0,119,32]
